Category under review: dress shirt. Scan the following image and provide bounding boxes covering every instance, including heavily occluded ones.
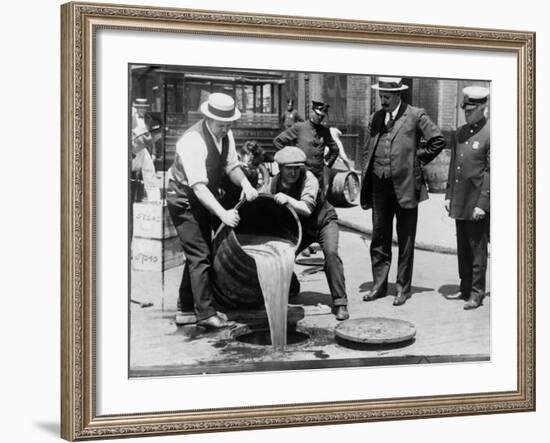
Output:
[384,101,402,126]
[170,121,240,188]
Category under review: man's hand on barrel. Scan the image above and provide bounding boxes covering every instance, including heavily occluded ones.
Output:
[240,181,259,202]
[274,192,289,206]
[220,209,241,228]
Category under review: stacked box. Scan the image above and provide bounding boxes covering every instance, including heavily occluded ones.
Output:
[133,201,177,239]
[132,236,184,272]
[132,201,184,272]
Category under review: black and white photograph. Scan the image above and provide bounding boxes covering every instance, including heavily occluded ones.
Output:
[129,64,491,377]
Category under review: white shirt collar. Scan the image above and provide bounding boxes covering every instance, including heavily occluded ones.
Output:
[388,100,402,120]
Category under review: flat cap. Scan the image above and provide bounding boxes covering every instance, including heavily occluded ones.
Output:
[461,86,490,108]
[274,146,306,166]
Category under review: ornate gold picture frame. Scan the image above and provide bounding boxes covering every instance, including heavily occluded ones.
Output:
[61,1,535,440]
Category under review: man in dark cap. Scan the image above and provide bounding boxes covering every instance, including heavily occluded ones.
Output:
[274,100,339,196]
[445,86,490,310]
[360,77,446,306]
[270,146,349,320]
[167,92,258,329]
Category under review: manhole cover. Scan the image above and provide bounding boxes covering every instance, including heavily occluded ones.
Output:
[334,317,416,344]
[234,329,310,346]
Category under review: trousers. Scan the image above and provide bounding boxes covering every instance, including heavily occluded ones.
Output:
[370,174,418,294]
[167,195,218,322]
[298,206,347,306]
[456,217,489,298]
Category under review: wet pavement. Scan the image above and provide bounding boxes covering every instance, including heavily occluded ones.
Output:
[130,225,490,377]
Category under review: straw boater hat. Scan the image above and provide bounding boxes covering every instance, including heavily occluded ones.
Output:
[461,86,490,109]
[274,146,306,166]
[133,98,150,108]
[371,77,409,92]
[132,126,150,139]
[200,92,241,122]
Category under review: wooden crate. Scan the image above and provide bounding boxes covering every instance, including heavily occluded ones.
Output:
[132,236,184,272]
[133,201,177,239]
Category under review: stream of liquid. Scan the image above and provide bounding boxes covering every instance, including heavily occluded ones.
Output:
[237,234,295,350]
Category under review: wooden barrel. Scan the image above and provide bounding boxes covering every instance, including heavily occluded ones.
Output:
[212,195,302,309]
[423,149,451,193]
[328,170,360,207]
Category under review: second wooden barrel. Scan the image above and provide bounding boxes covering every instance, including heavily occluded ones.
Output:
[212,194,302,309]
[328,170,360,207]
[423,149,451,193]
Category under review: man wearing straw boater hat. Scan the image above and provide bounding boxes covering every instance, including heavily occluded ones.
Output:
[360,77,446,306]
[270,146,349,320]
[166,92,259,329]
[445,86,490,310]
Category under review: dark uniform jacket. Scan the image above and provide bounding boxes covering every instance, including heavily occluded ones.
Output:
[360,103,446,210]
[445,117,490,220]
[273,120,339,178]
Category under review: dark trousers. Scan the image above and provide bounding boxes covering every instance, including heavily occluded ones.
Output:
[456,218,489,299]
[370,175,418,295]
[299,218,347,307]
[166,198,218,322]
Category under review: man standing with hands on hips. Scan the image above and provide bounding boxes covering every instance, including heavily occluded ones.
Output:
[166,93,258,329]
[274,100,340,198]
[445,86,490,310]
[360,77,446,306]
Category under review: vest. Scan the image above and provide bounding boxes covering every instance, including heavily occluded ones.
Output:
[168,120,229,206]
[271,171,336,233]
[372,119,394,178]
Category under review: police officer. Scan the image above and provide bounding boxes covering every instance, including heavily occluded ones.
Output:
[274,100,339,196]
[445,86,490,310]
[282,99,303,128]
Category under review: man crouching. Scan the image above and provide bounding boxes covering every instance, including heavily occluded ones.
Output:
[269,146,349,321]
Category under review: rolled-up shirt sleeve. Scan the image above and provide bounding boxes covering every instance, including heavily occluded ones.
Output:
[301,171,319,212]
[176,131,208,187]
[224,130,241,175]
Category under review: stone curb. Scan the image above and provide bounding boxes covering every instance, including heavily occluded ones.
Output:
[336,218,458,255]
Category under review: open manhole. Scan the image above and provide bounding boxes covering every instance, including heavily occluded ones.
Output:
[234,329,310,346]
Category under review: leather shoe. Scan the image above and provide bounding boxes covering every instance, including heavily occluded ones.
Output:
[393,291,411,306]
[362,289,385,302]
[464,294,483,310]
[196,314,235,330]
[335,305,350,321]
[447,291,469,300]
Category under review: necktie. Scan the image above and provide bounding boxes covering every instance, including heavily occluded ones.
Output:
[386,112,395,131]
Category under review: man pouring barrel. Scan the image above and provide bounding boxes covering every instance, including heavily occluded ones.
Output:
[269,146,350,321]
[166,93,258,330]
